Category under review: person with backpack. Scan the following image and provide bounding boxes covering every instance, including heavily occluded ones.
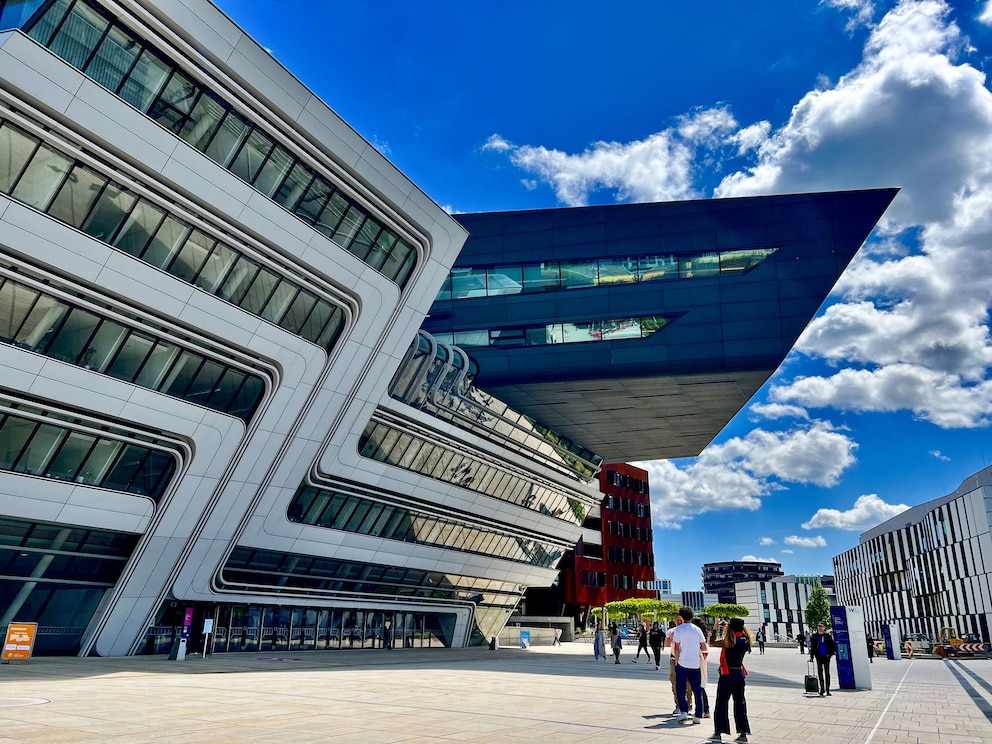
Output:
[709,618,753,743]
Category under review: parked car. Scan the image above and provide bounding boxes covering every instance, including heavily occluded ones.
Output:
[902,633,932,653]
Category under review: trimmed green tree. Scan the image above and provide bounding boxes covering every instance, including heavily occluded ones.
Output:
[702,603,749,621]
[804,584,831,629]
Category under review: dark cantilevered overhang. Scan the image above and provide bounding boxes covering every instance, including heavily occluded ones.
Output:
[424,189,897,462]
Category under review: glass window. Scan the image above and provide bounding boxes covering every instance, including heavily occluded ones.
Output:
[228,375,263,419]
[367,228,398,271]
[203,109,249,167]
[681,252,719,278]
[130,450,174,498]
[294,178,331,225]
[217,256,260,305]
[239,266,279,315]
[47,1,109,71]
[280,291,317,334]
[167,229,214,283]
[254,144,293,198]
[80,182,137,242]
[83,319,128,371]
[102,444,147,491]
[273,162,311,211]
[161,351,201,398]
[230,128,273,184]
[194,241,237,293]
[392,244,418,287]
[177,89,227,151]
[599,258,637,285]
[10,144,73,210]
[316,307,344,350]
[184,359,225,405]
[14,294,68,351]
[560,260,598,289]
[350,216,381,262]
[105,331,154,382]
[639,254,677,282]
[0,416,36,470]
[46,307,100,365]
[299,300,333,345]
[314,191,348,238]
[26,0,71,47]
[208,368,246,411]
[522,263,559,293]
[0,280,40,343]
[47,164,107,228]
[259,280,297,324]
[450,268,488,299]
[118,48,171,112]
[142,215,190,269]
[45,431,97,481]
[333,205,365,249]
[149,69,199,132]
[0,122,40,195]
[84,24,139,93]
[133,341,180,388]
[112,199,166,257]
[79,439,122,484]
[486,266,523,296]
[14,422,66,475]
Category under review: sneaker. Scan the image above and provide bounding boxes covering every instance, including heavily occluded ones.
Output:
[672,707,680,715]
[703,711,711,718]
[631,659,637,663]
[675,712,688,722]
[826,691,832,696]
[709,735,722,742]
[655,663,660,669]
[693,717,701,724]
[734,736,748,743]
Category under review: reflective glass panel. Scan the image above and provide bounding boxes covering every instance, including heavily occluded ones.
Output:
[177,89,227,150]
[105,331,154,382]
[639,255,677,282]
[522,263,559,292]
[45,431,96,481]
[15,423,66,475]
[48,1,108,70]
[113,200,165,257]
[272,161,311,210]
[80,182,137,242]
[83,319,128,371]
[47,164,107,228]
[314,191,348,238]
[168,229,214,283]
[0,122,39,194]
[119,48,170,111]
[84,24,139,93]
[239,266,279,315]
[46,307,100,365]
[333,205,365,248]
[26,0,70,46]
[102,444,147,491]
[230,128,273,183]
[185,359,225,405]
[0,280,39,343]
[162,351,201,398]
[209,368,245,411]
[79,439,121,484]
[294,178,331,224]
[204,109,249,167]
[560,260,598,289]
[0,416,36,469]
[14,295,67,351]
[599,258,637,285]
[217,256,260,305]
[142,215,190,269]
[11,144,72,210]
[350,216,381,262]
[280,291,317,334]
[486,266,523,296]
[259,280,297,323]
[194,241,237,293]
[133,341,180,388]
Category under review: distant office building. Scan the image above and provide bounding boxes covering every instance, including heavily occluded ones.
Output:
[834,466,992,643]
[735,576,819,640]
[703,560,784,604]
[646,578,675,596]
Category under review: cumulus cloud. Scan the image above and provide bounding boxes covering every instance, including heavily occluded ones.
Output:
[760,536,776,545]
[979,1,992,26]
[785,535,829,548]
[749,402,810,421]
[741,555,778,562]
[822,0,877,30]
[636,421,856,528]
[781,549,795,554]
[802,494,910,531]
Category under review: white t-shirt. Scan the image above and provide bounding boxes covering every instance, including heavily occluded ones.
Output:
[672,623,706,669]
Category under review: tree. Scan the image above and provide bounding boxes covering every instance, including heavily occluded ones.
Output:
[605,598,680,622]
[702,603,750,621]
[805,584,831,629]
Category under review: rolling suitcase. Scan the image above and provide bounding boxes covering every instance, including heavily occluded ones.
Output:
[804,661,819,694]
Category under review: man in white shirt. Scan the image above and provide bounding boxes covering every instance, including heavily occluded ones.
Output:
[671,605,708,723]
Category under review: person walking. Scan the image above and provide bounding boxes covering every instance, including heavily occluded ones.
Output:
[691,617,711,719]
[755,627,765,655]
[632,622,649,662]
[649,621,664,670]
[709,617,753,743]
[809,622,837,696]
[593,622,605,661]
[552,626,562,646]
[866,632,874,663]
[798,631,806,655]
[610,622,623,664]
[671,606,707,724]
[666,619,693,713]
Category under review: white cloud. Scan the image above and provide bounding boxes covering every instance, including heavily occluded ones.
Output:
[781,549,795,554]
[741,555,777,562]
[483,134,513,152]
[802,494,909,531]
[822,0,877,30]
[978,1,992,26]
[749,402,810,421]
[930,449,951,461]
[636,422,856,528]
[785,535,828,548]
[760,536,776,545]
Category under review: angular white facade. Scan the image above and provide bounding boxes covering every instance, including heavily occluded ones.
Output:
[0,0,601,655]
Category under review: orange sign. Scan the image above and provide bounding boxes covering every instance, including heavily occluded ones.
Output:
[2,622,38,662]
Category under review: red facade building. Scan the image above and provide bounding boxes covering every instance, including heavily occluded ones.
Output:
[561,463,655,623]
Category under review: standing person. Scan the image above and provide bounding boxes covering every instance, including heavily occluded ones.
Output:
[866,632,874,663]
[593,622,605,662]
[798,631,806,655]
[649,621,664,670]
[666,619,692,713]
[632,622,649,662]
[709,617,753,743]
[809,622,837,696]
[672,605,707,724]
[755,627,765,655]
[610,622,622,664]
[691,617,711,719]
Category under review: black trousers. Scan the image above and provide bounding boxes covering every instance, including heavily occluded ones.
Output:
[714,671,749,735]
[814,655,831,693]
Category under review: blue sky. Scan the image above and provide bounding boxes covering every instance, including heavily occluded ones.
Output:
[216,0,992,590]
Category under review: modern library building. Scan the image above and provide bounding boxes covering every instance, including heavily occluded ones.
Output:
[0,0,895,655]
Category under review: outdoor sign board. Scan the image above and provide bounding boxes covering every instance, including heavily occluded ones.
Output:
[2,622,38,662]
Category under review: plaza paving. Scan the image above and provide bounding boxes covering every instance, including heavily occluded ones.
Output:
[1,641,991,743]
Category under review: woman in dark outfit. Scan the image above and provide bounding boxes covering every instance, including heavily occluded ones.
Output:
[709,617,753,743]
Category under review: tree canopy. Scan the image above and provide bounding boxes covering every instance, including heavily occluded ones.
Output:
[804,584,831,629]
[702,603,750,620]
[604,598,681,620]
